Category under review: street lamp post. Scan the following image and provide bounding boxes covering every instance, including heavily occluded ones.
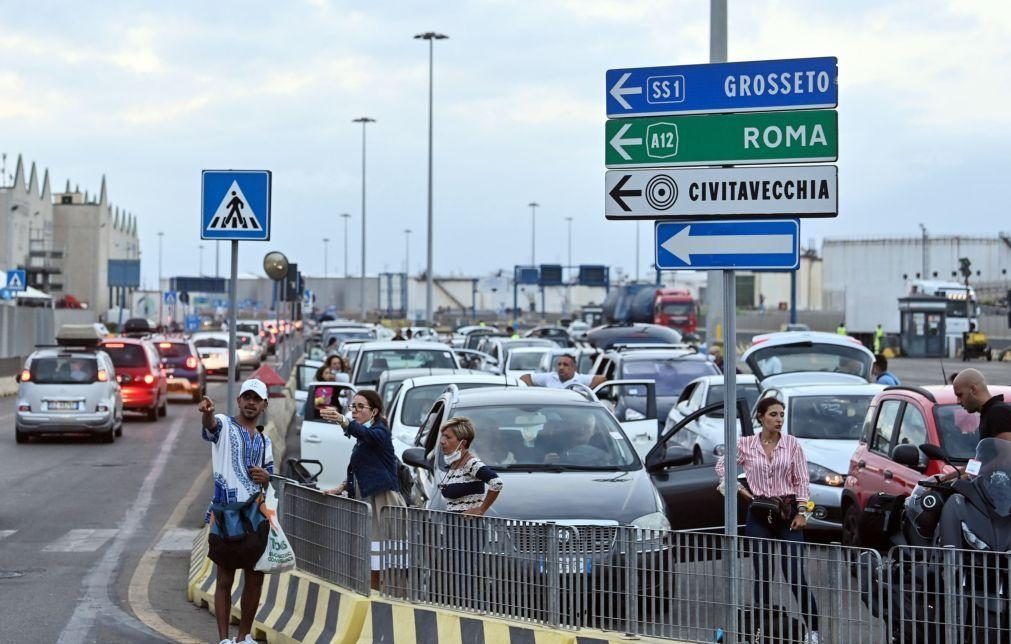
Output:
[415,31,448,326]
[528,202,539,265]
[404,229,412,275]
[322,237,330,278]
[198,244,204,276]
[565,216,573,314]
[340,213,351,278]
[157,231,164,327]
[353,116,375,320]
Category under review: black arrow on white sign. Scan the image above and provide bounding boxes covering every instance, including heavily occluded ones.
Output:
[608,174,641,212]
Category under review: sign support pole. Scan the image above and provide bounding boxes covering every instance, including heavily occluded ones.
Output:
[227,240,239,417]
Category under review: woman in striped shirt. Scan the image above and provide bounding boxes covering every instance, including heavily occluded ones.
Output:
[717,396,821,643]
[438,417,503,515]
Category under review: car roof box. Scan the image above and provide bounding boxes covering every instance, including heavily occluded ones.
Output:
[56,323,109,347]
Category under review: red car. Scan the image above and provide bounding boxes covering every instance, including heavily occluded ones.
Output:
[99,338,169,421]
[841,384,1011,547]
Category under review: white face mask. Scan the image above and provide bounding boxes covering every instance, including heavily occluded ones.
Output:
[444,446,463,465]
[363,417,374,428]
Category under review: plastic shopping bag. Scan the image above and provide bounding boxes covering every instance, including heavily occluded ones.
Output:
[255,483,296,573]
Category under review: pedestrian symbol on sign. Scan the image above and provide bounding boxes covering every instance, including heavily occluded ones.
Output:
[207,181,262,232]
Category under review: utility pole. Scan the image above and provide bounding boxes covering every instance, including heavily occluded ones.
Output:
[528,201,539,265]
[353,116,375,319]
[340,213,351,278]
[323,237,330,278]
[157,231,164,327]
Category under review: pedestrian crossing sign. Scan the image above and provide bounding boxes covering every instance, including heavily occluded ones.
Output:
[5,269,26,292]
[201,170,271,241]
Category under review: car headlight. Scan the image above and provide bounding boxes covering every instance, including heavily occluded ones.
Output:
[808,462,845,487]
[714,444,725,456]
[961,521,990,550]
[625,408,646,421]
[631,511,670,531]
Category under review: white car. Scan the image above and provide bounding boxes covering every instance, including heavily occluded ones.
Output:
[299,381,358,490]
[350,341,459,389]
[741,331,875,386]
[385,373,524,455]
[665,374,761,464]
[754,382,886,532]
[502,346,554,379]
[293,358,324,416]
[191,332,237,380]
[235,331,262,370]
[451,324,499,348]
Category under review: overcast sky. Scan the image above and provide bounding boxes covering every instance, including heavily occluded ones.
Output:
[2,0,1008,288]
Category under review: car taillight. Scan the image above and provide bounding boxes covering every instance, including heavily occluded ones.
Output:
[17,403,30,412]
[143,374,155,385]
[19,369,30,382]
[186,356,198,369]
[97,370,109,382]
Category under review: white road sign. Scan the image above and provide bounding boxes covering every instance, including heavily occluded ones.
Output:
[605,165,837,220]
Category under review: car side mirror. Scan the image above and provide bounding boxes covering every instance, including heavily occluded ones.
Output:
[14,373,21,383]
[891,444,922,470]
[646,445,694,472]
[402,447,432,472]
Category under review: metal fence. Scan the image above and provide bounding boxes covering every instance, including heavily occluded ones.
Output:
[279,480,372,596]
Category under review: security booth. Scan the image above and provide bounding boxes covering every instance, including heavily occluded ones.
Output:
[898,295,947,358]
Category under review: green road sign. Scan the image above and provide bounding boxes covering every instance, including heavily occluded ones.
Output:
[605,109,837,168]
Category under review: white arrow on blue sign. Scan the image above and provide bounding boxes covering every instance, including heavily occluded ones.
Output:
[201,170,272,241]
[606,57,837,118]
[655,219,799,270]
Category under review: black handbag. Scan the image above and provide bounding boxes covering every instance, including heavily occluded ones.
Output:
[750,495,799,526]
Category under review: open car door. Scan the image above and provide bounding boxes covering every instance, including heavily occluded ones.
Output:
[298,382,357,490]
[294,359,323,416]
[645,398,752,531]
[592,379,657,458]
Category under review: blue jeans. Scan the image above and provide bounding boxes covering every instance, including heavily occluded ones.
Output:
[744,508,820,631]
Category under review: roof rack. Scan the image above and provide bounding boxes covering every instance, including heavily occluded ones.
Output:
[883,385,938,403]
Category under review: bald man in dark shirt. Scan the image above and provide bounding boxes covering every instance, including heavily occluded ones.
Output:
[953,369,1011,441]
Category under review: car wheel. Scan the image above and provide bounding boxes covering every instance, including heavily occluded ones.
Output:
[15,427,28,444]
[146,405,158,422]
[158,400,167,417]
[114,422,122,437]
[841,502,861,547]
[98,425,115,443]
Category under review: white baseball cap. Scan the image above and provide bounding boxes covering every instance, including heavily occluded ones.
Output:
[239,378,268,400]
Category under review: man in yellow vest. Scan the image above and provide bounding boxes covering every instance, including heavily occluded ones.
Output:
[874,324,885,353]
[836,322,847,336]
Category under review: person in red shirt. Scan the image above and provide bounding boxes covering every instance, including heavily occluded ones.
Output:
[717,396,821,643]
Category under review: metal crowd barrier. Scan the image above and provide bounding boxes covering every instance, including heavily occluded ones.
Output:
[279,481,372,596]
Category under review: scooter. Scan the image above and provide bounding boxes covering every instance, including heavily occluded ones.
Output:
[859,439,1011,643]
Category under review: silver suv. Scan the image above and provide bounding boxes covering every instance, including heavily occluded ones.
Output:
[15,347,124,443]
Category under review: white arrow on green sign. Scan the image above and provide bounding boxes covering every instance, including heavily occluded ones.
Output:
[605,109,837,168]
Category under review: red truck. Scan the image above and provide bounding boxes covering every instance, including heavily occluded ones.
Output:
[654,289,698,334]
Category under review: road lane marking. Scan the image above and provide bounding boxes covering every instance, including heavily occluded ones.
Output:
[0,529,15,540]
[43,529,119,553]
[57,413,188,644]
[153,527,202,552]
[126,463,209,644]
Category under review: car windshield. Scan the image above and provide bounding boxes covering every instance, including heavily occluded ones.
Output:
[30,356,99,384]
[705,383,761,417]
[450,404,638,470]
[507,350,550,371]
[788,394,874,440]
[400,383,497,427]
[325,330,374,346]
[194,338,228,349]
[660,302,693,316]
[747,343,872,380]
[621,358,717,397]
[101,343,148,367]
[933,404,982,461]
[357,349,456,384]
[237,323,260,335]
[156,343,191,359]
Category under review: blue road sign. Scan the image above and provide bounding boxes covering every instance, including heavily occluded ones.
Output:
[5,269,26,292]
[201,170,272,241]
[164,290,177,305]
[655,219,799,271]
[606,57,837,118]
[185,315,201,332]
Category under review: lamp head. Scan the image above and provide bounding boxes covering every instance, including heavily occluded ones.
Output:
[263,251,289,281]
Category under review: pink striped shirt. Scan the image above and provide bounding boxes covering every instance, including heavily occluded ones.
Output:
[716,433,810,505]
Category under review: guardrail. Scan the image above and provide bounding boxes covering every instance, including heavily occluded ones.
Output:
[279,480,372,596]
[276,492,1009,643]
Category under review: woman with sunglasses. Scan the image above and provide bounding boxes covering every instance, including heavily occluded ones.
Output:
[321,389,404,589]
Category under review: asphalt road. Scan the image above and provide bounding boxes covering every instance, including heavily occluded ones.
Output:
[884,355,1011,387]
[0,373,246,643]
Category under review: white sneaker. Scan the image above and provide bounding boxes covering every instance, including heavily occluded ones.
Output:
[217,639,234,644]
[238,636,257,644]
[805,631,821,644]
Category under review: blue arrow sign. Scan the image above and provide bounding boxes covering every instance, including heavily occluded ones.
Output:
[201,170,272,241]
[5,269,26,292]
[164,290,177,305]
[655,219,799,270]
[607,57,837,118]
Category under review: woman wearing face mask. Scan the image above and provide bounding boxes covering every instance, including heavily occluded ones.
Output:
[437,417,502,516]
[716,396,821,644]
[321,389,404,589]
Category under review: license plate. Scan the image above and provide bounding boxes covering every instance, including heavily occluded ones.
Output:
[48,400,79,411]
[539,556,591,574]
